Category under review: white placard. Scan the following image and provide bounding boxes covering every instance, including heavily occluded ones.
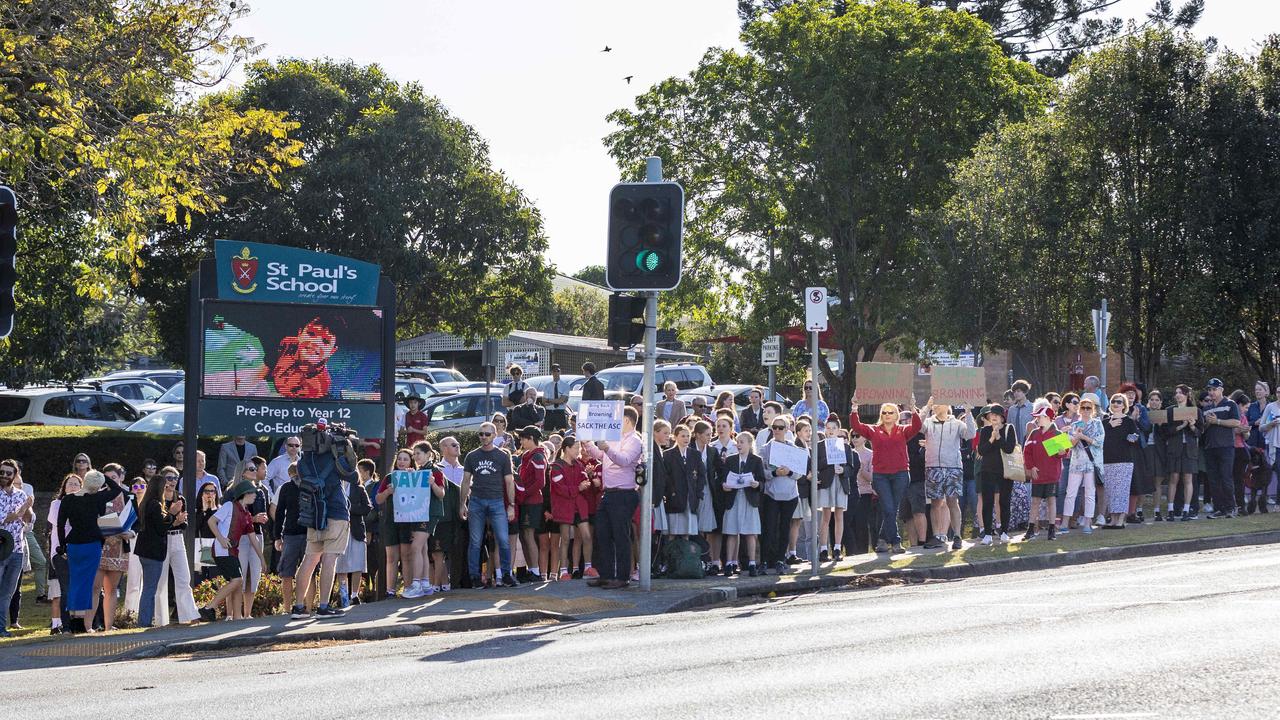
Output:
[805,287,828,332]
[761,335,781,366]
[766,441,810,473]
[724,471,753,490]
[824,438,846,466]
[391,470,432,523]
[576,400,625,441]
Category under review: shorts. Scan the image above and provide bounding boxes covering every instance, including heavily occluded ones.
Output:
[542,518,560,535]
[925,468,962,500]
[48,578,61,599]
[392,521,428,545]
[907,480,928,515]
[1031,483,1058,499]
[518,503,544,532]
[277,534,307,579]
[214,555,242,581]
[307,520,351,556]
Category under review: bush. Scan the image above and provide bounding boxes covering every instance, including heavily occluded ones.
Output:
[0,426,240,492]
[192,572,285,618]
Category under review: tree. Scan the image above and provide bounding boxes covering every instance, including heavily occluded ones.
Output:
[538,287,607,338]
[607,0,1050,405]
[570,264,606,287]
[140,59,553,362]
[737,0,1203,76]
[0,0,301,383]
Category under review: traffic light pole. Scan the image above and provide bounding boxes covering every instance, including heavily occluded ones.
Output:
[638,156,662,592]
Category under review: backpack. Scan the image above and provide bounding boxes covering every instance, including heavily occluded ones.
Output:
[660,537,705,579]
[296,423,359,530]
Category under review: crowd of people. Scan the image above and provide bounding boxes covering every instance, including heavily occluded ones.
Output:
[2,362,1278,637]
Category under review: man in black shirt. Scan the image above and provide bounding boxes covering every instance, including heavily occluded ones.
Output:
[580,362,605,401]
[1202,378,1242,518]
[460,422,518,587]
[508,387,545,430]
[739,387,767,433]
[273,469,308,614]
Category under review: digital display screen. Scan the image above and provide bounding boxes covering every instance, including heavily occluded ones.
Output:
[202,301,384,402]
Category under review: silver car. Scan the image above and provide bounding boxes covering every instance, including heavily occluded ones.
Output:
[419,389,507,433]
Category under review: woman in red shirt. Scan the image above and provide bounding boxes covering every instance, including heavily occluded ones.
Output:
[1023,406,1069,541]
[848,395,924,553]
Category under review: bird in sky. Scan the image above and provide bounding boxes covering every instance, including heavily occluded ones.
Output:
[624,75,634,84]
[602,46,612,52]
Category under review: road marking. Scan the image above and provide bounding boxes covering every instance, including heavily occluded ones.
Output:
[1051,714,1159,719]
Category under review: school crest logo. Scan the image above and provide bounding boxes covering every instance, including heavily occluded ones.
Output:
[231,246,259,294]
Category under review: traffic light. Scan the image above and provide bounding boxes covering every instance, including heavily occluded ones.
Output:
[606,181,683,291]
[0,186,15,340]
[607,293,646,349]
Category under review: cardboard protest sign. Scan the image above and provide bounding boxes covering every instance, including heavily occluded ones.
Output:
[576,401,625,442]
[930,366,987,407]
[392,470,432,523]
[1150,406,1199,424]
[854,362,915,406]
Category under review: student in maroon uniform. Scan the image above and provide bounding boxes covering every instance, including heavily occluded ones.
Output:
[515,426,548,582]
[1022,406,1069,540]
[549,437,596,581]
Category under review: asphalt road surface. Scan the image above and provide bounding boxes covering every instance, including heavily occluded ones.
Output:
[10,544,1280,719]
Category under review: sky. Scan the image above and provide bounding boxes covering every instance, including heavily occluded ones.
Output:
[222,0,1279,275]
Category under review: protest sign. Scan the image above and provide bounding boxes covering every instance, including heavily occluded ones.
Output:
[392,470,432,523]
[824,438,847,466]
[1150,406,1199,424]
[854,362,915,405]
[576,401,625,442]
[724,471,753,490]
[765,441,810,474]
[1042,432,1073,456]
[930,366,987,407]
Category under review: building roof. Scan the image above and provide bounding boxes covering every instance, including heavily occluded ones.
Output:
[396,328,697,359]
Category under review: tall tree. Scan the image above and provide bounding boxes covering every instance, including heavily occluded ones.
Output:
[607,0,1050,404]
[140,59,553,362]
[738,0,1203,76]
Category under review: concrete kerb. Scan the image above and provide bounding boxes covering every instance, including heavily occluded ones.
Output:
[122,609,572,661]
[668,529,1280,611]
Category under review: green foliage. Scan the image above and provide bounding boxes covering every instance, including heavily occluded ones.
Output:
[570,265,606,287]
[193,572,284,617]
[607,0,1051,404]
[139,59,552,363]
[538,287,607,338]
[0,426,221,491]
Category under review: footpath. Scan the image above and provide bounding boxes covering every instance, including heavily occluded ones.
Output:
[5,512,1280,670]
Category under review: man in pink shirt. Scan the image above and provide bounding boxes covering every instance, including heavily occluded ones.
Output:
[583,407,643,589]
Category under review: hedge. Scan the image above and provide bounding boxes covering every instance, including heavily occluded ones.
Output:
[0,427,514,492]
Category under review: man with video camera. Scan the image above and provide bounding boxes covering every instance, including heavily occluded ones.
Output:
[291,418,355,619]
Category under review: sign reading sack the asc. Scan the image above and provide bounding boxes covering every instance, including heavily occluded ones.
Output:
[576,401,625,442]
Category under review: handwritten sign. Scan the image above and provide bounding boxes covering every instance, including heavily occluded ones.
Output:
[824,438,847,466]
[765,441,810,474]
[577,401,625,442]
[1150,406,1199,424]
[1042,432,1073,456]
[391,470,432,523]
[855,362,915,406]
[930,366,987,407]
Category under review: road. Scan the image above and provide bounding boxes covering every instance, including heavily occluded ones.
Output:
[9,544,1280,719]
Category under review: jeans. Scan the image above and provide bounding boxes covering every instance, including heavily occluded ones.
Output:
[1204,447,1236,513]
[980,471,1013,535]
[136,556,165,627]
[593,490,639,581]
[466,497,512,578]
[0,550,25,624]
[24,530,46,598]
[871,472,910,546]
[842,493,880,555]
[760,494,798,566]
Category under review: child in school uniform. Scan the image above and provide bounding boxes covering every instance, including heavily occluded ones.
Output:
[720,431,767,576]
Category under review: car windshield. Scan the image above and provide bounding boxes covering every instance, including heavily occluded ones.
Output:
[126,410,183,435]
[597,372,642,392]
[156,383,185,404]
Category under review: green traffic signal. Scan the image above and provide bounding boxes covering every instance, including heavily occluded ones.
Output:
[635,249,662,272]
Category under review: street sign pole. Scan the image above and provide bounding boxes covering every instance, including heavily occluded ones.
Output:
[638,156,662,592]
[767,365,776,403]
[803,288,827,573]
[762,335,780,401]
[1092,299,1110,396]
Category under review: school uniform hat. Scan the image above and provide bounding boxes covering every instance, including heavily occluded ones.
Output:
[1206,378,1225,389]
[225,480,258,503]
[404,392,424,407]
[1032,405,1056,420]
[517,425,543,441]
[981,404,1005,419]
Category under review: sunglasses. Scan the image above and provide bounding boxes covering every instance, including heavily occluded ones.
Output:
[880,411,896,416]
[1110,400,1124,405]
[772,425,787,431]
[75,459,89,464]
[287,443,301,448]
[804,386,813,391]
[202,488,217,494]
[478,432,494,437]
[132,484,147,492]
[161,474,179,481]
[0,471,13,478]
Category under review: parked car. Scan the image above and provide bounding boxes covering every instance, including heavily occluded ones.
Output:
[419,389,507,433]
[125,406,184,436]
[83,377,167,405]
[397,367,469,384]
[524,374,586,403]
[394,378,439,403]
[135,382,185,415]
[429,380,488,393]
[679,384,793,414]
[568,362,714,414]
[0,387,141,428]
[104,369,185,389]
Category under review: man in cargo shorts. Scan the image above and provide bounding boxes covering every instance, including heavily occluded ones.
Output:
[290,425,353,620]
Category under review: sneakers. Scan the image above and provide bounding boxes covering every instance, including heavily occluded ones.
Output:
[1124,514,1140,524]
[747,563,759,577]
[1056,525,1070,536]
[951,536,962,551]
[559,570,572,582]
[1047,525,1056,541]
[501,574,520,588]
[874,541,890,553]
[785,554,801,566]
[572,568,584,580]
[199,607,218,622]
[314,605,342,618]
[289,605,310,620]
[832,548,843,561]
[401,581,426,599]
[922,537,944,550]
[1082,525,1094,535]
[775,561,790,575]
[1022,526,1038,542]
[892,544,906,554]
[819,549,830,562]
[725,563,739,576]
[1153,511,1163,522]
[469,574,484,588]
[1095,514,1106,526]
[999,532,1010,543]
[980,535,993,546]
[705,564,720,576]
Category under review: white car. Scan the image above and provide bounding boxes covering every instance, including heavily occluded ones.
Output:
[0,387,142,428]
[567,363,715,414]
[85,377,167,405]
[136,382,185,415]
[125,406,184,436]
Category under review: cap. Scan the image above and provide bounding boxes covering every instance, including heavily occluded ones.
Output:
[1206,378,1224,389]
[316,416,329,429]
[1032,405,1056,420]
